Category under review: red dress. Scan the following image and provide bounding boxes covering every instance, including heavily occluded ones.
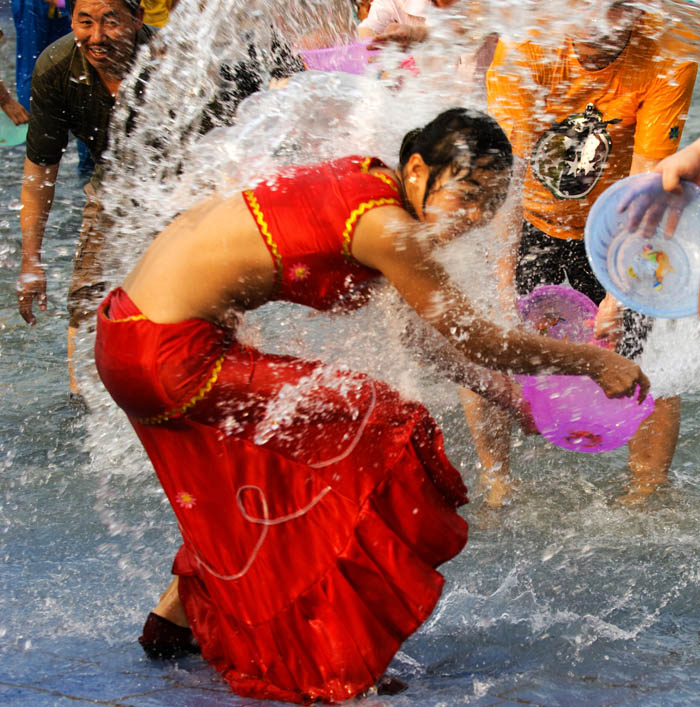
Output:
[95,156,468,704]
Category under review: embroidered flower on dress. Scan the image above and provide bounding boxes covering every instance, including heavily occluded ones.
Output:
[289,263,310,281]
[176,491,197,509]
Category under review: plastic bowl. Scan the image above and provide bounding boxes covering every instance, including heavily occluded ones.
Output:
[516,374,655,453]
[517,284,599,344]
[0,111,28,148]
[585,173,700,318]
[299,41,377,75]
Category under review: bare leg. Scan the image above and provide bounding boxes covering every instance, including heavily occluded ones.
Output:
[616,395,680,506]
[460,387,517,507]
[152,576,189,628]
[67,325,80,396]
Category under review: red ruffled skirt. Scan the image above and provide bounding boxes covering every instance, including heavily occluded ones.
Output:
[95,288,468,704]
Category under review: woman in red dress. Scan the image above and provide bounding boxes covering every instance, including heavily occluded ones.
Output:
[95,108,648,704]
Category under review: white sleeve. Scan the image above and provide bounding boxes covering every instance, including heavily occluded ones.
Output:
[358,0,398,35]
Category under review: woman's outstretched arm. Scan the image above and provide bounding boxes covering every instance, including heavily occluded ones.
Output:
[353,205,650,401]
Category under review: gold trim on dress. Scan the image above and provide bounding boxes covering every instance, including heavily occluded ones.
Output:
[100,301,148,323]
[341,197,401,261]
[133,353,226,425]
[110,314,147,323]
[244,189,283,288]
[371,171,399,192]
[360,156,399,193]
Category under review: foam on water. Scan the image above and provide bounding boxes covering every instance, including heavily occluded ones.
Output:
[3,1,700,704]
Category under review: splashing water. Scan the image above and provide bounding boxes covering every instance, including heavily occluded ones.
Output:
[3,0,700,703]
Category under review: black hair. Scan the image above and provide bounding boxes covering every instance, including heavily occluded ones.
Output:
[72,0,142,16]
[398,107,513,216]
[123,0,141,15]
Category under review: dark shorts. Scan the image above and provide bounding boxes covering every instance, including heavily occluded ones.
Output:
[516,221,652,359]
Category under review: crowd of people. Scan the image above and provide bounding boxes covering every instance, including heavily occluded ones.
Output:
[5,0,699,703]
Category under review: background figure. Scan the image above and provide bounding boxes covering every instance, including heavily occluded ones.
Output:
[141,0,177,28]
[358,0,428,37]
[11,0,71,109]
[11,0,95,176]
[462,0,697,507]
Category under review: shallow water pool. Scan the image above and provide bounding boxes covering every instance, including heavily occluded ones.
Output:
[3,3,700,705]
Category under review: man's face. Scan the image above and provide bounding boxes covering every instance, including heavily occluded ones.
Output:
[575,1,643,49]
[71,0,143,77]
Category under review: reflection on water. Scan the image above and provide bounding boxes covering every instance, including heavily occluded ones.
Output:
[2,1,700,704]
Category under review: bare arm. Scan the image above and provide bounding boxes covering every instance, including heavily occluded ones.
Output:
[353,206,649,400]
[17,158,59,324]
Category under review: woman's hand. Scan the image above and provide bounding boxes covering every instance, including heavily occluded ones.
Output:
[587,346,650,402]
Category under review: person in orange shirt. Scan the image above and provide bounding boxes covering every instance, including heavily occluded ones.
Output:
[462,0,697,507]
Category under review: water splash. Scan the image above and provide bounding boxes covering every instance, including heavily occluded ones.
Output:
[37,0,700,701]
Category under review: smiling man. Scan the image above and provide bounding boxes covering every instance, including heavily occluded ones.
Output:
[16,0,151,397]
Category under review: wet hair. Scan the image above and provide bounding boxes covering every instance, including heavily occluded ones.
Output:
[398,107,513,215]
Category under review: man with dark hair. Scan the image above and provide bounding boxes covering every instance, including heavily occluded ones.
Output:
[16,0,152,395]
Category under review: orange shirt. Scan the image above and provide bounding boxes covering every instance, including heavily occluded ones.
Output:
[486,17,697,240]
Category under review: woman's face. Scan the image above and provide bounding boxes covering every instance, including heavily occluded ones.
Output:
[417,161,511,238]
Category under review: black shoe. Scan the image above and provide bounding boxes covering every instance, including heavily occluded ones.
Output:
[376,674,408,696]
[138,612,200,659]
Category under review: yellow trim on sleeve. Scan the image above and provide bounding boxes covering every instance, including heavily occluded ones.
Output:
[360,156,399,192]
[370,171,399,192]
[244,189,283,288]
[341,197,401,260]
[360,156,373,173]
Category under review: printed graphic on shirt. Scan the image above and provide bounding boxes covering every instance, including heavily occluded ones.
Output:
[531,104,621,200]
